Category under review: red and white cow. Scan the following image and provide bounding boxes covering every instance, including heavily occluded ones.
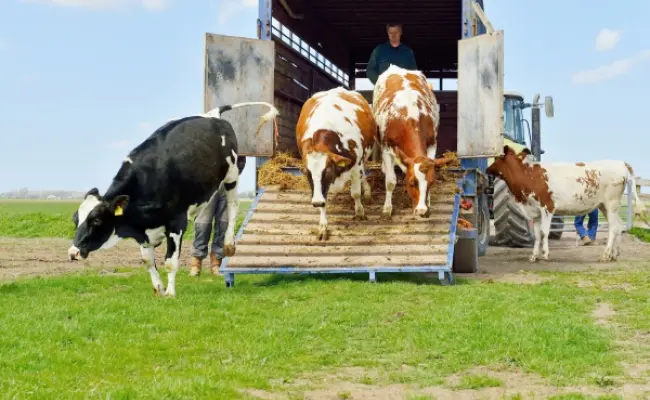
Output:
[372,64,443,218]
[487,146,647,262]
[296,87,378,240]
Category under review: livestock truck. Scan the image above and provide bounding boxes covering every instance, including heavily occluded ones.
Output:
[203,0,545,285]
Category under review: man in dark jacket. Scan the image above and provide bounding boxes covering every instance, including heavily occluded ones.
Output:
[366,23,418,85]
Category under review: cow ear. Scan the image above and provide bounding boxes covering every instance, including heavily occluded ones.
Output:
[503,145,511,155]
[328,152,353,168]
[85,187,101,199]
[395,148,414,166]
[518,148,531,159]
[111,195,129,216]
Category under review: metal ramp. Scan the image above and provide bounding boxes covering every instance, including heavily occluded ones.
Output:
[220,170,464,286]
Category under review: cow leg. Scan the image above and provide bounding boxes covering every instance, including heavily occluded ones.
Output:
[540,211,552,260]
[381,148,396,218]
[317,206,329,240]
[351,166,367,221]
[360,168,371,202]
[142,245,165,295]
[529,218,542,262]
[163,217,187,297]
[600,203,622,262]
[223,182,239,257]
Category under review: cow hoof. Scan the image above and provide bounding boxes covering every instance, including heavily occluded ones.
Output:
[353,213,367,221]
[224,245,236,257]
[529,255,538,262]
[153,285,165,296]
[382,207,392,218]
[163,289,176,298]
[317,228,329,241]
[542,253,549,261]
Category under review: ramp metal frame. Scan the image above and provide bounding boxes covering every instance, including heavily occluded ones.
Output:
[219,167,483,287]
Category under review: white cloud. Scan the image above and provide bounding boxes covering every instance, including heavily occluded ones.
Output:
[571,49,650,85]
[595,28,622,52]
[19,0,168,11]
[216,0,257,26]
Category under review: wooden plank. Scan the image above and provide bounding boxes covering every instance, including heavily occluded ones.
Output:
[243,222,451,236]
[237,234,450,246]
[226,254,449,268]
[248,213,452,225]
[254,201,456,215]
[258,190,457,205]
[234,244,448,257]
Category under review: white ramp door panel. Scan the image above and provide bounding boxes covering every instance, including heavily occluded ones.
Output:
[457,30,504,158]
[204,33,275,157]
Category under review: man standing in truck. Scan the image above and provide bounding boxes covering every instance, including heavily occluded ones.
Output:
[366,22,418,85]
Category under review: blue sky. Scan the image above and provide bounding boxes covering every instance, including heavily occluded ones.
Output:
[0,0,648,195]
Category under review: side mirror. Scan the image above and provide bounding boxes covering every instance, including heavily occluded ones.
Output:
[544,96,554,118]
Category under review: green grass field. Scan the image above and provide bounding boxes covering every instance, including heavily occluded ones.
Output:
[1,199,650,399]
[0,198,253,239]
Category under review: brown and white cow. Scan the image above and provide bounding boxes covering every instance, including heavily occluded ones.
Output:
[372,64,443,218]
[296,86,378,240]
[487,145,647,262]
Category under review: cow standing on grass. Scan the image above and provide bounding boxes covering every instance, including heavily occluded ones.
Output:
[296,87,378,241]
[67,102,279,297]
[372,64,448,218]
[486,146,647,262]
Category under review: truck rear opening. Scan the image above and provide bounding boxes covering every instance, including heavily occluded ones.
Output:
[266,0,484,159]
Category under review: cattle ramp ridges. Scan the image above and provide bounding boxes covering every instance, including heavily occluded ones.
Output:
[220,174,464,287]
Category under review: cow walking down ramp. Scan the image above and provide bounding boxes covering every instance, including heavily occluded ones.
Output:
[67,102,279,297]
[487,146,647,262]
[296,87,378,240]
[373,64,451,218]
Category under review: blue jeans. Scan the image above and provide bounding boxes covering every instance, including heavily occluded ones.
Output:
[191,187,228,259]
[574,208,599,241]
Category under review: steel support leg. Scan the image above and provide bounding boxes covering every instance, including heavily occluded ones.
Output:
[225,273,235,288]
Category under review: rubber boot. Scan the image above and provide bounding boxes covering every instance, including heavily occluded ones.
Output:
[210,253,222,275]
[189,256,202,276]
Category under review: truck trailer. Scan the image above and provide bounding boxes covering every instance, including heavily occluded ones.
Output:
[203,0,513,286]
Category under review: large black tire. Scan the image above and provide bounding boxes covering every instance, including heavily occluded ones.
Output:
[490,178,534,248]
[549,215,565,240]
[477,194,489,256]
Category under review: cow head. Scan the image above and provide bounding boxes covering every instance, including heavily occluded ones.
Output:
[486,145,525,180]
[68,188,129,260]
[395,148,436,217]
[303,150,354,207]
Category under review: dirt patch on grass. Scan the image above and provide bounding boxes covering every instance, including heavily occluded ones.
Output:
[2,230,650,283]
[593,302,616,326]
[0,237,185,281]
[244,366,650,399]
[462,231,650,282]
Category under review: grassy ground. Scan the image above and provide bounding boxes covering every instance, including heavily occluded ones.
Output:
[0,199,253,239]
[2,201,650,399]
[0,267,640,399]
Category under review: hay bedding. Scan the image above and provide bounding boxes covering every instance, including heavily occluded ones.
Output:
[257,151,462,211]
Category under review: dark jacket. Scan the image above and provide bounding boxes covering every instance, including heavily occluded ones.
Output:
[366,42,417,85]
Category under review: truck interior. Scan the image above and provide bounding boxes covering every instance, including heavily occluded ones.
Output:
[269,0,483,158]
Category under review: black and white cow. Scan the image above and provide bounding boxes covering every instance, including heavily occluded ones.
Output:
[68,102,278,297]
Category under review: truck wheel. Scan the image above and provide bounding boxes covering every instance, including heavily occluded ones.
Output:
[478,194,489,256]
[549,215,564,240]
[490,178,534,248]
